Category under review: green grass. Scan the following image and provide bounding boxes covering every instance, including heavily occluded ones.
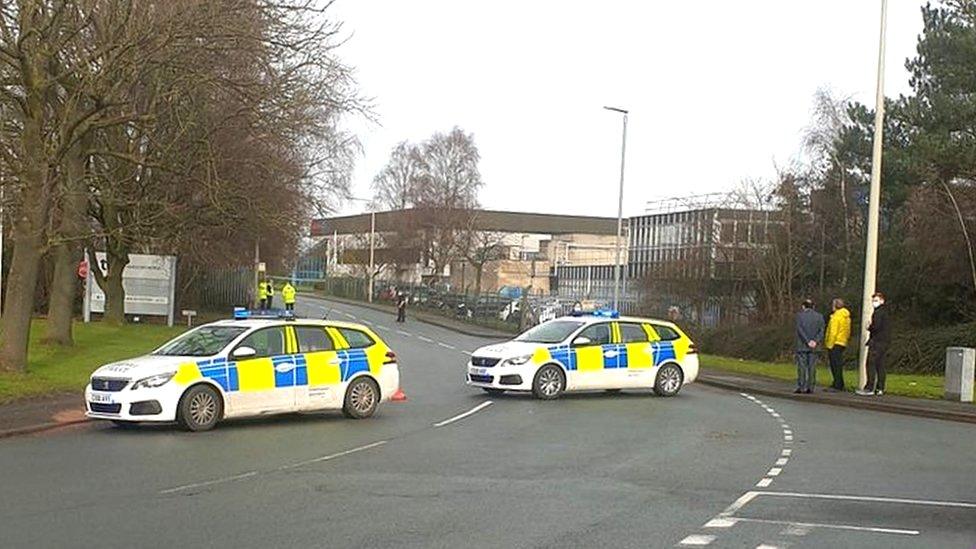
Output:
[0,320,187,403]
[701,354,948,401]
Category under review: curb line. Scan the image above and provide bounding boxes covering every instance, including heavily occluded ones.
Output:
[698,375,976,425]
[304,294,512,339]
[0,417,90,440]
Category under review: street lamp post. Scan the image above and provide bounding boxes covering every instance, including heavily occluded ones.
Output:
[858,0,888,390]
[604,106,628,311]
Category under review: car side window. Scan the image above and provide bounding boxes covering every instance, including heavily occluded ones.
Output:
[620,323,649,344]
[295,326,334,353]
[337,328,374,349]
[574,323,611,346]
[653,324,681,341]
[237,327,287,358]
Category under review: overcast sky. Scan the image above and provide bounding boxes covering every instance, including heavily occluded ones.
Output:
[330,1,927,219]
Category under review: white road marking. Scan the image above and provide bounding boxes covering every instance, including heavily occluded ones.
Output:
[756,544,782,549]
[775,458,789,466]
[783,524,811,536]
[733,517,919,536]
[160,471,258,494]
[375,325,390,331]
[756,478,774,488]
[719,491,760,517]
[782,424,790,429]
[704,518,737,528]
[678,535,716,546]
[438,342,456,350]
[433,401,494,428]
[397,330,413,337]
[461,351,473,356]
[770,413,781,418]
[767,468,782,477]
[279,440,388,470]
[753,490,976,509]
[342,312,356,319]
[784,435,793,442]
[418,336,434,343]
[783,430,793,435]
[781,449,792,456]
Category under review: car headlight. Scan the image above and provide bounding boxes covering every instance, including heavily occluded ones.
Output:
[506,354,533,366]
[131,372,176,390]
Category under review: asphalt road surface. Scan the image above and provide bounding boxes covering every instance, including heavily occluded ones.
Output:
[1,296,974,548]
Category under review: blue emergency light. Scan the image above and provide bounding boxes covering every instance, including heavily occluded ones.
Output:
[233,307,296,320]
[570,308,620,319]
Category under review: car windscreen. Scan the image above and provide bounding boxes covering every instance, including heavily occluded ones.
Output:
[153,326,248,357]
[515,320,585,344]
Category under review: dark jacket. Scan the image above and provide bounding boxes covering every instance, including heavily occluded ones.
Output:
[795,308,826,352]
[867,304,891,347]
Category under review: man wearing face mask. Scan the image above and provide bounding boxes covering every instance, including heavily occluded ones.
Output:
[857,292,891,396]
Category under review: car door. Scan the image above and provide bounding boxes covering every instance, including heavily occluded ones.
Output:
[294,325,342,409]
[229,326,297,414]
[569,322,614,389]
[616,322,658,387]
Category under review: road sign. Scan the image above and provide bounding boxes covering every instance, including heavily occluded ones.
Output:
[83,252,177,326]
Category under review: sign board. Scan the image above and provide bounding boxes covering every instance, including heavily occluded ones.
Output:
[258,262,267,272]
[84,252,177,326]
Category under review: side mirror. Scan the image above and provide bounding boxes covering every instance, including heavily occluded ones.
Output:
[232,346,257,359]
[572,336,592,347]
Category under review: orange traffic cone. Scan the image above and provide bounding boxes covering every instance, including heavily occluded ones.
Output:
[391,387,407,402]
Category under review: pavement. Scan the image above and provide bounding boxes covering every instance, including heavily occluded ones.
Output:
[1,297,975,547]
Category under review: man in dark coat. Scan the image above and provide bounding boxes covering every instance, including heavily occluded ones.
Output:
[795,299,825,394]
[858,292,891,396]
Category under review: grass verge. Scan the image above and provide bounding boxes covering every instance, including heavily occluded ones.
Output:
[701,354,948,401]
[0,320,186,403]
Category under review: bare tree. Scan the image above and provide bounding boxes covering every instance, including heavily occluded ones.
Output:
[371,141,422,210]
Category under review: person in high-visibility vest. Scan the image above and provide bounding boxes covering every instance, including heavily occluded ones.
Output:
[257,280,268,310]
[265,280,275,309]
[282,282,296,311]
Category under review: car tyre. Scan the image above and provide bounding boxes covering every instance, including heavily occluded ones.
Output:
[654,363,684,397]
[532,365,565,400]
[177,384,222,432]
[343,377,380,419]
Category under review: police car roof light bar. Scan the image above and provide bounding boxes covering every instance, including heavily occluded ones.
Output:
[233,307,296,320]
[569,309,620,319]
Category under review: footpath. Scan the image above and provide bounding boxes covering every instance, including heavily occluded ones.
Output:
[3,297,974,437]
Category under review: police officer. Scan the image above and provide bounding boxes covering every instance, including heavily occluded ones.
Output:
[257,279,268,310]
[282,281,296,311]
[265,280,275,309]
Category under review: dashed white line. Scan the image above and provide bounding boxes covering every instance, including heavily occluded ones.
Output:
[756,478,774,488]
[784,435,794,442]
[160,471,258,494]
[418,336,434,343]
[396,330,413,337]
[775,458,789,466]
[374,325,390,331]
[678,534,716,546]
[703,518,737,529]
[767,467,783,477]
[781,449,792,456]
[279,440,388,470]
[433,401,493,428]
[755,544,782,549]
[437,342,456,350]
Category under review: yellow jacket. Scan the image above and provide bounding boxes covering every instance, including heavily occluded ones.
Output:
[282,283,296,304]
[257,282,268,300]
[825,307,851,349]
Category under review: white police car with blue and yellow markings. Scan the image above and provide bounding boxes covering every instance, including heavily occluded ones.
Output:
[85,310,400,431]
[466,311,698,399]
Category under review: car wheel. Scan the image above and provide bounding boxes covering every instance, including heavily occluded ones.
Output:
[343,377,380,419]
[177,384,222,432]
[532,365,565,400]
[482,388,506,396]
[654,363,684,397]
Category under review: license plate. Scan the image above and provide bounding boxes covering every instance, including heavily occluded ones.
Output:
[90,392,114,404]
[471,368,487,376]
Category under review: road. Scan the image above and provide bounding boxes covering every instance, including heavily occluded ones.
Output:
[1,296,974,548]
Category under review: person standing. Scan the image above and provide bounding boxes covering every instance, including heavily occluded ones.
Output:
[794,299,825,394]
[824,298,852,391]
[257,279,268,310]
[282,281,296,312]
[265,280,275,309]
[396,293,407,323]
[858,292,891,396]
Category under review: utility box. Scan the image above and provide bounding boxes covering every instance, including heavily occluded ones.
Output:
[945,347,975,402]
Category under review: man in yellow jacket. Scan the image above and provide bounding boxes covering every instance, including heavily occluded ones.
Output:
[257,280,268,310]
[825,298,852,391]
[282,282,296,311]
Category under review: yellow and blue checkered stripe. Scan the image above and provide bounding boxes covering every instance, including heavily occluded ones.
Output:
[544,341,677,371]
[178,351,370,392]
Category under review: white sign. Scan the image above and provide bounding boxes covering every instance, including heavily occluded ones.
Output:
[84,252,177,326]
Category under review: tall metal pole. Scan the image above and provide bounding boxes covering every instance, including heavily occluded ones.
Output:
[253,240,260,309]
[368,210,376,303]
[605,106,629,311]
[858,0,888,390]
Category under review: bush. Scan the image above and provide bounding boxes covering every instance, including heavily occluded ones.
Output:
[698,319,976,375]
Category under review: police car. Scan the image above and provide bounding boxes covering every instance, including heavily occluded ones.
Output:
[466,310,698,399]
[85,309,401,431]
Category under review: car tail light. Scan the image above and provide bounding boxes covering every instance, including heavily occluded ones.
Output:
[384,351,397,365]
[688,343,698,355]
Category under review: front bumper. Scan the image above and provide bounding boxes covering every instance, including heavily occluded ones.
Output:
[84,382,182,422]
[465,360,534,391]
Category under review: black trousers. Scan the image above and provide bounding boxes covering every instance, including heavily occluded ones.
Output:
[865,344,887,392]
[266,296,273,309]
[259,298,267,310]
[285,302,294,311]
[828,345,846,389]
[397,307,406,322]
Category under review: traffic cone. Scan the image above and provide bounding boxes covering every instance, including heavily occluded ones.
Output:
[391,387,407,402]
